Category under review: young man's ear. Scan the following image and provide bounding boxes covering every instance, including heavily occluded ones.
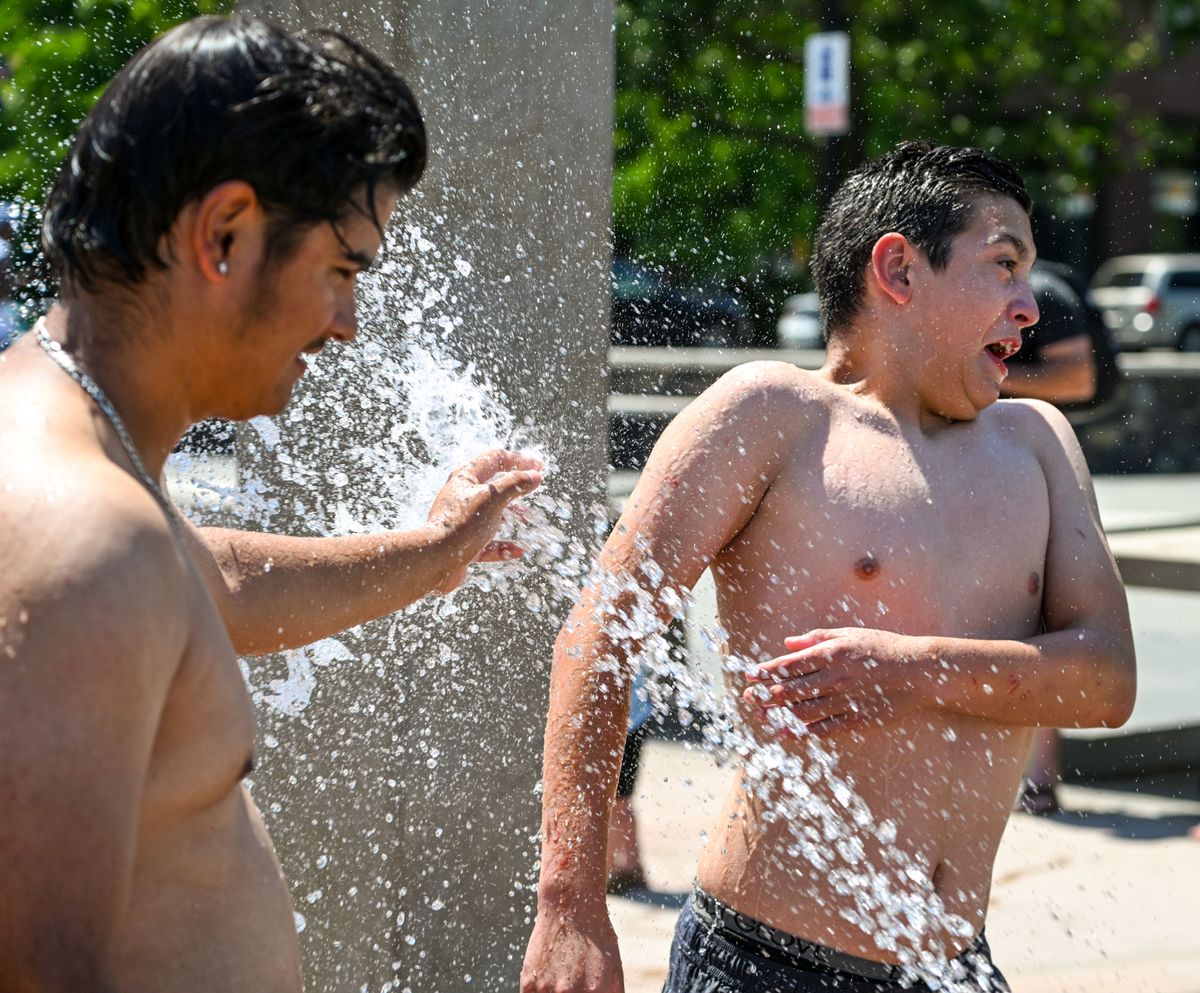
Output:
[868,232,916,307]
[184,180,263,283]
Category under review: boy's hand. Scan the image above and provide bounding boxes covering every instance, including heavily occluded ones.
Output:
[745,628,931,737]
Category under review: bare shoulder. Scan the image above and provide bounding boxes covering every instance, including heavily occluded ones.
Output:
[705,358,827,404]
[985,396,1070,433]
[984,399,1098,524]
[0,344,189,652]
[984,398,1085,469]
[612,361,829,584]
[0,450,191,685]
[647,359,828,469]
[681,360,829,438]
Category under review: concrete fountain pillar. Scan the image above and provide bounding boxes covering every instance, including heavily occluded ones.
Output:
[234,2,612,990]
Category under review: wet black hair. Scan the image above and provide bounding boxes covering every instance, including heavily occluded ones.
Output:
[811,141,1032,337]
[42,14,427,295]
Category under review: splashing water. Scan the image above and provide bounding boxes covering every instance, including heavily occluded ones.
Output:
[594,564,1006,992]
[173,221,600,715]
[160,221,1003,991]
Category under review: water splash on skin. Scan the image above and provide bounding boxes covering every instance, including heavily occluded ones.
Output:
[594,568,999,991]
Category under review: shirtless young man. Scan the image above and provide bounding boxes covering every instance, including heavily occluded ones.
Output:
[521,143,1136,992]
[0,17,541,992]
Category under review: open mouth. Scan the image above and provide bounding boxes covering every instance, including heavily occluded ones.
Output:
[986,340,1020,361]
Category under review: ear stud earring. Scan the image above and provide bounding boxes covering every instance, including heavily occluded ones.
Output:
[218,260,229,275]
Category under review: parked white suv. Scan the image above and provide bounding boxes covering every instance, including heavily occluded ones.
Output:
[1089,254,1200,350]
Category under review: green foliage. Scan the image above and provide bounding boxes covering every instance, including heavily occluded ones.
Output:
[615,2,821,279]
[0,0,232,207]
[614,0,1174,281]
[1,1,1193,290]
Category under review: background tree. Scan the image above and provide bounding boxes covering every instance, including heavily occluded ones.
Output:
[0,0,229,312]
[614,0,1194,323]
[0,0,230,205]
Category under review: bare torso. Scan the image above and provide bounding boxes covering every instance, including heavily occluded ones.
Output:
[694,370,1049,961]
[0,338,301,992]
[117,581,301,992]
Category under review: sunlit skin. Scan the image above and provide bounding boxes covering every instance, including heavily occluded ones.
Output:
[1001,271,1102,804]
[0,180,541,993]
[521,195,1135,991]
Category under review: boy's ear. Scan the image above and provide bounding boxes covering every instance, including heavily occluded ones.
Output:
[869,232,915,306]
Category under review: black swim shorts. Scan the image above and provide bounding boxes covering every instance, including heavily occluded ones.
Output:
[661,887,1011,993]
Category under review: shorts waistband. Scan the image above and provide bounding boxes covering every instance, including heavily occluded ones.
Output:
[691,885,984,985]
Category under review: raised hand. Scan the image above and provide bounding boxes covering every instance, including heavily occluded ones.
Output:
[425,448,543,593]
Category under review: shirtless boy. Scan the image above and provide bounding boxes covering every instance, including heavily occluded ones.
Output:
[0,16,541,992]
[522,143,1135,992]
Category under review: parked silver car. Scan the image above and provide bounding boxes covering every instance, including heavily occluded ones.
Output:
[1089,254,1200,350]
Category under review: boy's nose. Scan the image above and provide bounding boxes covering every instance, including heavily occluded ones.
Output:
[1012,290,1039,329]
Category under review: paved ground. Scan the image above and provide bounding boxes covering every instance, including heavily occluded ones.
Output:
[610,739,1200,993]
[1092,474,1200,533]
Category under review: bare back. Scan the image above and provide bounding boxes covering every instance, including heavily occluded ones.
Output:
[0,338,300,992]
[694,369,1050,958]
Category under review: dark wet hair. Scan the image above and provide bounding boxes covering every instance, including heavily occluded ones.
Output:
[811,141,1031,337]
[42,15,427,295]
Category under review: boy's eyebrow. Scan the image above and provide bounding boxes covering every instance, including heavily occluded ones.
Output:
[988,231,1032,260]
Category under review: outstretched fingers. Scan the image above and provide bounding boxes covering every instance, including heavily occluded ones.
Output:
[747,674,832,708]
[744,631,847,716]
[794,711,870,740]
[783,629,840,651]
[463,447,544,484]
[759,696,867,740]
[747,633,838,685]
[487,467,544,501]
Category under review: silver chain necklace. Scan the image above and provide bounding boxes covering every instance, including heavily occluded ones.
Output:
[34,319,185,543]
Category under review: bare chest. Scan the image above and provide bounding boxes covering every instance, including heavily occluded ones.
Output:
[120,567,299,993]
[142,569,257,822]
[716,416,1049,642]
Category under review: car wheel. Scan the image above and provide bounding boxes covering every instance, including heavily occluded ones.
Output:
[1180,325,1200,352]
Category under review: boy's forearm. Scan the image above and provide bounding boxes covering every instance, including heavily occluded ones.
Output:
[537,614,636,911]
[920,628,1135,729]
